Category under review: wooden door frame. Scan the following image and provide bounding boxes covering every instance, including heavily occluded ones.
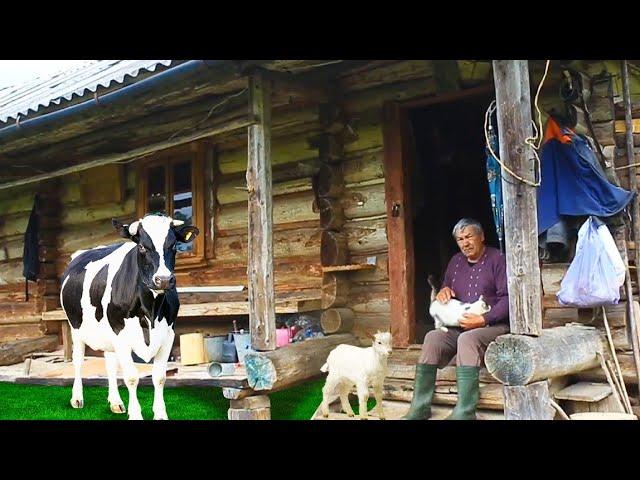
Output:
[383,84,494,347]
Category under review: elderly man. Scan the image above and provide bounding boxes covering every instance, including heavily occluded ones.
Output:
[402,218,509,420]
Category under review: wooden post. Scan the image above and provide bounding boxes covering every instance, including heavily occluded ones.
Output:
[493,60,546,420]
[620,60,640,396]
[503,381,555,420]
[492,60,543,336]
[247,69,276,351]
[382,102,415,347]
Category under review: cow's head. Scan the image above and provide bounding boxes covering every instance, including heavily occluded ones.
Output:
[112,214,199,292]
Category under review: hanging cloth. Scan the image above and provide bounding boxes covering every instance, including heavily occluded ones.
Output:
[537,117,635,235]
[485,112,505,252]
[22,195,40,301]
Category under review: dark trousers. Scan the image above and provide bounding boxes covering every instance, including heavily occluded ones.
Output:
[419,324,510,367]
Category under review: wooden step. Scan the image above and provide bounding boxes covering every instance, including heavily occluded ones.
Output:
[310,399,504,420]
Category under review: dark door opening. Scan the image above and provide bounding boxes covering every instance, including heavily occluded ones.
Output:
[408,93,499,341]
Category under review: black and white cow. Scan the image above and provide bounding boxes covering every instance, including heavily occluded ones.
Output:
[60,213,199,420]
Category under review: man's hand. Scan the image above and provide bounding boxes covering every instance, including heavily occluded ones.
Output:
[436,287,456,304]
[460,313,486,330]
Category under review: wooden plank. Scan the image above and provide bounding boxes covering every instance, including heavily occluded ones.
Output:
[615,118,640,134]
[553,382,612,402]
[493,60,542,336]
[321,264,376,273]
[504,381,555,420]
[247,69,276,352]
[382,102,415,347]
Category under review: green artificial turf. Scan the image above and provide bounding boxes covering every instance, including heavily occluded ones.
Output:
[0,379,376,420]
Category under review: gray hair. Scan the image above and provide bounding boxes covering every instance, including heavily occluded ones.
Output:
[452,218,484,238]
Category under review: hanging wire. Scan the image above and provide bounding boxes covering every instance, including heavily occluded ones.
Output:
[484,60,551,187]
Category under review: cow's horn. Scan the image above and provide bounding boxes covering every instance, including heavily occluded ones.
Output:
[128,220,141,235]
[172,219,184,226]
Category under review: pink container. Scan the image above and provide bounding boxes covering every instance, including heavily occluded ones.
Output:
[276,328,291,347]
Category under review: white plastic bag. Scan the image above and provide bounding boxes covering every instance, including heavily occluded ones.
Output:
[557,216,624,308]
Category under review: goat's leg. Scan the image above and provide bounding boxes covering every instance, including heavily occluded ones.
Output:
[321,376,339,418]
[373,384,385,420]
[338,383,355,417]
[356,382,369,420]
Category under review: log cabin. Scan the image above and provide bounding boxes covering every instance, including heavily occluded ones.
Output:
[2,59,640,420]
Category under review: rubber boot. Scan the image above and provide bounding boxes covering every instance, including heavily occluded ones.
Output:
[400,364,437,420]
[446,366,480,420]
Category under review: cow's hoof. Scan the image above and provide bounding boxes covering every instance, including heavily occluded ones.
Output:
[110,403,126,414]
[153,410,168,420]
[70,399,84,409]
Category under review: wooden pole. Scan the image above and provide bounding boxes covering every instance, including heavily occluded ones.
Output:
[492,60,543,336]
[247,69,276,351]
[621,60,640,399]
[493,60,547,420]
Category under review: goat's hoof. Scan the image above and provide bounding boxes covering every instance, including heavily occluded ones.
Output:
[358,416,368,420]
[347,412,354,417]
[322,413,329,418]
[110,403,126,414]
[70,399,84,409]
[379,416,386,420]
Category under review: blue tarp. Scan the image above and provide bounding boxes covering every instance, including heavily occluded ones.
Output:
[537,127,635,234]
[486,124,504,251]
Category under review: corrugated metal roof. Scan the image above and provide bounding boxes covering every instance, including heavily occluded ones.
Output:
[0,60,177,124]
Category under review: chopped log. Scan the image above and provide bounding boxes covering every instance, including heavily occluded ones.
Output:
[228,407,270,420]
[503,381,555,420]
[0,335,60,366]
[321,230,348,266]
[244,333,360,391]
[321,272,349,309]
[321,308,355,334]
[230,395,271,410]
[316,197,345,230]
[314,163,344,198]
[484,325,605,385]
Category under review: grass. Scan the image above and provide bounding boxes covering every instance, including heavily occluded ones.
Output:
[0,379,376,420]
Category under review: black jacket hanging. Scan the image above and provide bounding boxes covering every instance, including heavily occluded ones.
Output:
[22,195,40,299]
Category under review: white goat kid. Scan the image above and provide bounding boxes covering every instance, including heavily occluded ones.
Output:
[429,295,491,332]
[320,331,393,420]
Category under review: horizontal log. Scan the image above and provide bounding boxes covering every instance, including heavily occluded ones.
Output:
[216,175,314,205]
[0,239,24,263]
[215,228,321,261]
[348,284,390,314]
[352,313,390,342]
[576,351,639,385]
[343,217,388,255]
[343,148,384,185]
[216,190,317,233]
[343,77,437,115]
[342,183,386,219]
[57,220,122,255]
[0,323,44,343]
[484,325,605,385]
[60,197,136,227]
[349,253,389,283]
[0,188,38,216]
[244,333,360,391]
[339,60,433,93]
[0,335,60,366]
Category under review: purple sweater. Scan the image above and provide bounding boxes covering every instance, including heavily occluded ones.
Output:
[441,246,509,326]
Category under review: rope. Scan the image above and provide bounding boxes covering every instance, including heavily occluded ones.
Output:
[484,60,551,188]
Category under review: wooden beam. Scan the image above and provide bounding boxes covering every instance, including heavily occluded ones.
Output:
[484,325,604,385]
[0,118,255,191]
[493,60,542,335]
[261,68,330,103]
[244,333,360,391]
[382,102,415,347]
[433,60,461,94]
[247,69,276,351]
[503,381,555,420]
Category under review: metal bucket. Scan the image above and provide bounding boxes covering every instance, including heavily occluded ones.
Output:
[203,335,226,363]
[233,332,252,365]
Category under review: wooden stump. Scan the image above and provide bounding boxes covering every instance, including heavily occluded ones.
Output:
[321,308,355,334]
[321,230,348,266]
[503,381,555,420]
[321,272,349,309]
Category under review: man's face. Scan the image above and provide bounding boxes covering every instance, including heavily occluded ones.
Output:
[455,226,485,261]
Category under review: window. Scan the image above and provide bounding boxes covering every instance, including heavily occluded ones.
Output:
[137,143,206,267]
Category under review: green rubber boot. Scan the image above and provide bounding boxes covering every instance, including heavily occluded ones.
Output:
[401,364,437,420]
[446,366,480,420]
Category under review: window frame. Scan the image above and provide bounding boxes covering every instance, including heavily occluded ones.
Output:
[137,142,206,269]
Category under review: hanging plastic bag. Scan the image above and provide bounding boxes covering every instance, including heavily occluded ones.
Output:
[557,216,623,307]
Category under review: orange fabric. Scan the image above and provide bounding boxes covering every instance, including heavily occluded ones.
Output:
[543,117,573,144]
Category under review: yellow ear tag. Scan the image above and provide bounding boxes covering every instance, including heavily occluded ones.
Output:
[185,232,192,241]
